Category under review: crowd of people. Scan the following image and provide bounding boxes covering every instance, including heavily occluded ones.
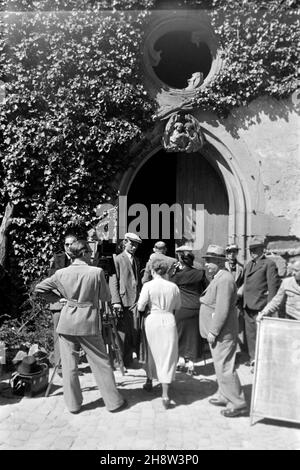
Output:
[34,231,299,417]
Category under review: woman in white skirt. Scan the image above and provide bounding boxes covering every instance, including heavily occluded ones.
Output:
[137,258,181,409]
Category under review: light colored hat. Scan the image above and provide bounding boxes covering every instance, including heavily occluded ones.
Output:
[249,237,265,249]
[225,243,240,252]
[124,232,142,244]
[175,245,193,252]
[202,244,226,259]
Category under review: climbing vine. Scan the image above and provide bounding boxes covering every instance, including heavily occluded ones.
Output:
[0,0,298,317]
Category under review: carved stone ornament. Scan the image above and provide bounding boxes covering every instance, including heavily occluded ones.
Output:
[162,113,205,153]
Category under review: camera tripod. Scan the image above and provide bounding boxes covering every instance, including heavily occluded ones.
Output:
[101,302,126,376]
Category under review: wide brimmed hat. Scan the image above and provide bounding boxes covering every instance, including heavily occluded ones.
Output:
[249,237,265,249]
[16,356,43,376]
[202,244,226,259]
[225,243,240,252]
[124,232,142,244]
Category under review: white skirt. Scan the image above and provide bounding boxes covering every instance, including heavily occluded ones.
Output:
[145,312,178,383]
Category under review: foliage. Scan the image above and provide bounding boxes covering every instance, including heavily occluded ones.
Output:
[0,292,53,358]
[0,3,155,287]
[186,0,299,116]
[0,0,298,306]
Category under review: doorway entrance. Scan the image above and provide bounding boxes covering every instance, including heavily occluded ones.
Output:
[127,148,229,268]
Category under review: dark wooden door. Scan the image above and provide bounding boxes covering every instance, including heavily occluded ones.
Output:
[176,152,229,261]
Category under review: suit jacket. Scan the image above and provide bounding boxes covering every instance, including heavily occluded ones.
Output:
[109,251,141,307]
[47,251,72,311]
[225,260,244,288]
[171,265,207,310]
[243,255,280,311]
[35,260,111,336]
[142,253,177,284]
[199,269,238,340]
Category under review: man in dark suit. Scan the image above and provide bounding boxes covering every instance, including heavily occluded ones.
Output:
[109,232,142,368]
[243,238,280,366]
[48,232,77,371]
[199,244,247,418]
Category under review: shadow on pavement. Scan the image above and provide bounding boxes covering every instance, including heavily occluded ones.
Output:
[0,381,23,405]
[259,418,300,430]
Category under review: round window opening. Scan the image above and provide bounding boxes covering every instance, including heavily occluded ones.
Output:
[153,30,212,89]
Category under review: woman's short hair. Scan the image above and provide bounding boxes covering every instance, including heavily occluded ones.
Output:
[150,258,169,276]
[69,240,90,259]
[179,252,194,266]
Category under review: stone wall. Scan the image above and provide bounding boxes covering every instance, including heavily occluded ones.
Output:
[195,95,300,245]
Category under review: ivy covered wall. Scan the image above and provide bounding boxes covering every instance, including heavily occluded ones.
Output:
[0,0,299,315]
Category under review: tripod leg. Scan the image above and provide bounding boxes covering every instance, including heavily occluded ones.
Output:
[45,359,61,397]
[110,320,125,375]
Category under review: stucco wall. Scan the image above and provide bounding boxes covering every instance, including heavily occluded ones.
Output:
[196,95,300,240]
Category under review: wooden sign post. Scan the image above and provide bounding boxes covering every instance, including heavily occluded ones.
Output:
[250,317,300,425]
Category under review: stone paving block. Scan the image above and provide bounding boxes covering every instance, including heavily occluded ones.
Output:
[52,437,74,450]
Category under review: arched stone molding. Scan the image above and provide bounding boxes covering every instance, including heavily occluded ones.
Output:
[118,130,251,263]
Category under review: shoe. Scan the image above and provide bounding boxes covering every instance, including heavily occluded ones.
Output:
[221,407,248,418]
[70,408,81,414]
[209,398,227,407]
[245,360,255,367]
[110,399,128,413]
[176,357,185,372]
[143,380,153,392]
[162,398,170,409]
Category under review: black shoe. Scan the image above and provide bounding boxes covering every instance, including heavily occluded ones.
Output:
[143,380,153,392]
[110,399,128,413]
[221,407,248,418]
[209,398,227,407]
[70,408,81,414]
[162,398,170,409]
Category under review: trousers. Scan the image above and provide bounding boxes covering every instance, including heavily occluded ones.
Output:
[210,337,246,410]
[116,305,141,367]
[59,333,124,412]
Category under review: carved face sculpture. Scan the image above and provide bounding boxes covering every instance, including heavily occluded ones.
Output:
[174,122,184,133]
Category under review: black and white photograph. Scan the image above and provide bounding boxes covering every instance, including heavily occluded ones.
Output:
[0,0,299,453]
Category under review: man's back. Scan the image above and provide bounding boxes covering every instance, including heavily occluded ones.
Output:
[55,263,110,304]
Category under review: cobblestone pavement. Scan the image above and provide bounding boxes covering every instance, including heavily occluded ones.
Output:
[0,356,299,451]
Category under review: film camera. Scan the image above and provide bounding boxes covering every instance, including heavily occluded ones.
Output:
[91,240,117,281]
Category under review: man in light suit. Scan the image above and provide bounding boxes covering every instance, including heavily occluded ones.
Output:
[109,232,142,368]
[199,245,247,418]
[35,240,126,414]
[243,238,280,365]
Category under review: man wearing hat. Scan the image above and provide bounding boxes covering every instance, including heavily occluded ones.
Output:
[142,241,177,284]
[199,245,247,417]
[225,244,245,354]
[109,232,142,368]
[243,237,280,367]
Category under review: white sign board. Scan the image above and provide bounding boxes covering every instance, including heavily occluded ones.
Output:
[250,317,300,425]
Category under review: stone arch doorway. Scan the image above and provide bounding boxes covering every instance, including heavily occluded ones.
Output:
[119,134,249,267]
[119,142,247,268]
